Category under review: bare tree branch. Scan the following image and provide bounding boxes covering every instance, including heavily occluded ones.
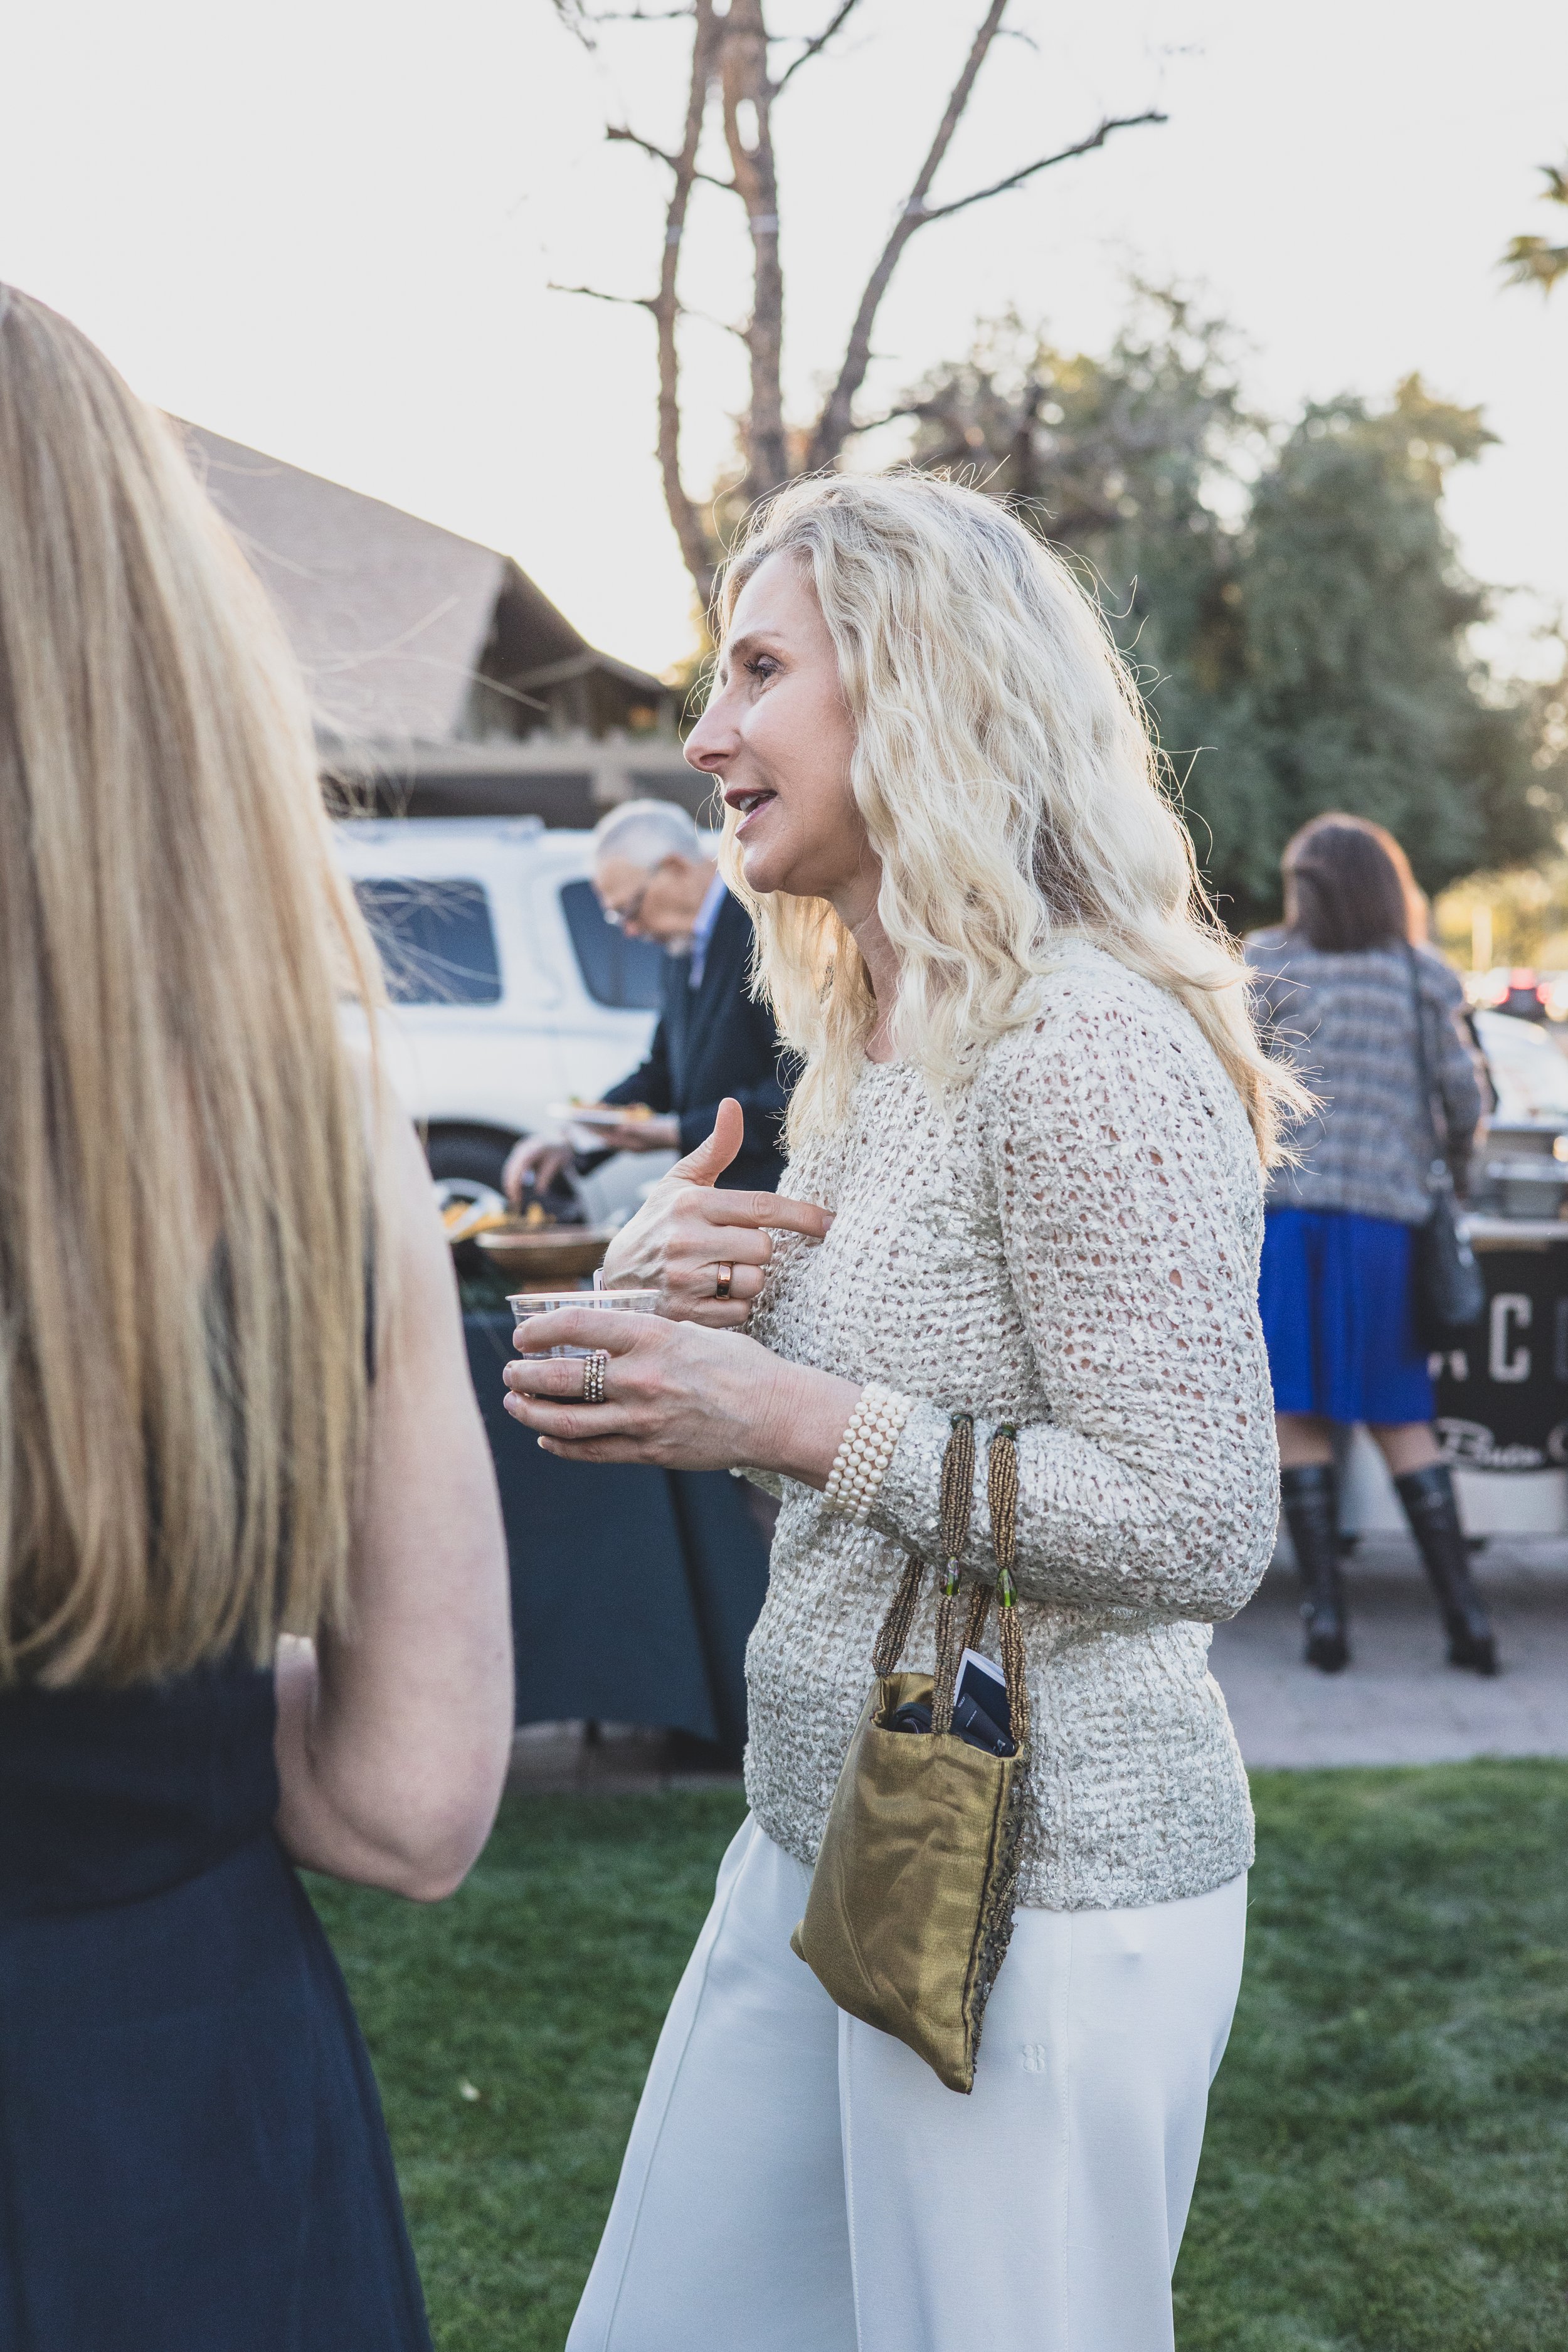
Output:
[806,0,1010,470]
[606,124,675,164]
[652,0,722,601]
[719,0,788,497]
[836,403,924,438]
[548,1,598,49]
[556,0,1171,604]
[548,281,655,311]
[549,281,744,344]
[916,110,1165,228]
[554,1,693,36]
[771,0,864,95]
[681,304,752,344]
[607,122,737,191]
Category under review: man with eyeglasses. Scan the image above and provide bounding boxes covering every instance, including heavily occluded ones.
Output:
[504,799,793,1206]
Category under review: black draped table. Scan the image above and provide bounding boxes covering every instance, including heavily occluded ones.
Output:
[464,1313,771,1754]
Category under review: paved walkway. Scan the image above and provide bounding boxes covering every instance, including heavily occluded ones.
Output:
[509,1535,1568,1788]
[508,1720,743,1794]
[1211,1535,1568,1767]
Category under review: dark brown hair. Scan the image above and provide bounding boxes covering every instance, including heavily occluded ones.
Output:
[1281,813,1423,953]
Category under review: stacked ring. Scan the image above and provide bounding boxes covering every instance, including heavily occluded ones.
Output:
[581,1348,609,1406]
[715,1263,734,1301]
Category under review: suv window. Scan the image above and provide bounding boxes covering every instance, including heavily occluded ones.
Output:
[559,879,668,1010]
[352,877,502,1005]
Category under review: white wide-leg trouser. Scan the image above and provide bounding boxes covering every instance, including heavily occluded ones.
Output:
[566,1816,1247,2352]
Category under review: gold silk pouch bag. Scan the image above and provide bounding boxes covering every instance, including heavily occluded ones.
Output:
[790,1417,1031,2094]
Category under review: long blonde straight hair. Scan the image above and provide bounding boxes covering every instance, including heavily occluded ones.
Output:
[713,474,1304,1163]
[0,289,383,1686]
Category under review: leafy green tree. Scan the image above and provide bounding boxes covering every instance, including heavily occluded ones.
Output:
[900,295,1270,903]
[1502,156,1568,298]
[1221,381,1542,920]
[902,309,1560,929]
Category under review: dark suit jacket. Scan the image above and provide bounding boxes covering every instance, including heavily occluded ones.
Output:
[599,892,793,1190]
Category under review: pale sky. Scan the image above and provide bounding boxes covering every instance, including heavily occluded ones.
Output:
[4,1,1565,680]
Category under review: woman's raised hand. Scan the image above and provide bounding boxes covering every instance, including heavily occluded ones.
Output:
[596,1098,831,1328]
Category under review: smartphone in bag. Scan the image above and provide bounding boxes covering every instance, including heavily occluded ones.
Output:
[887,1648,1015,1757]
[956,1648,1012,1744]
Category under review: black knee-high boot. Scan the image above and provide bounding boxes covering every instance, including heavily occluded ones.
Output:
[1280,1463,1348,1673]
[1393,1464,1499,1675]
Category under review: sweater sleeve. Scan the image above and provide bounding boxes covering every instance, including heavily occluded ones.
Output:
[865,997,1279,1623]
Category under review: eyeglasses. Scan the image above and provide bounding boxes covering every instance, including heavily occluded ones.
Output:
[602,879,651,932]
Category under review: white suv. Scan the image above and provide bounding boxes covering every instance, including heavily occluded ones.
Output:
[333,815,675,1219]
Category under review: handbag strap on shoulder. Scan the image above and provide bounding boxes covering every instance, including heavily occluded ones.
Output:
[1403,942,1446,1182]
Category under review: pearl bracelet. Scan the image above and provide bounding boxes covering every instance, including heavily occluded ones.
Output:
[823,1384,915,1524]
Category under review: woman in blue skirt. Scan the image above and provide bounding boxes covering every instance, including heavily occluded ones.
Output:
[1249,815,1495,1673]
[0,289,513,2346]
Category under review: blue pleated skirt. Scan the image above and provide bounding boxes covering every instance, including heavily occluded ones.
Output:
[1258,1205,1434,1426]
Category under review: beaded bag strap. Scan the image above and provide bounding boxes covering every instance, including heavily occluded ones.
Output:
[930,1414,976,1732]
[988,1425,1031,1755]
[870,1414,1030,1759]
[871,1413,971,1680]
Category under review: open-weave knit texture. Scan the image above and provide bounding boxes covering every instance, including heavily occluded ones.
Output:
[744,941,1278,1912]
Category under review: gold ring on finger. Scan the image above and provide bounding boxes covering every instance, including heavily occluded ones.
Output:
[580,1348,610,1406]
[714,1263,733,1301]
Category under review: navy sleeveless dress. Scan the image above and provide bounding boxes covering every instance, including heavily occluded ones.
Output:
[0,1657,434,2350]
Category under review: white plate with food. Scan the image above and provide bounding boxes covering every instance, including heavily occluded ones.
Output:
[546,1101,656,1133]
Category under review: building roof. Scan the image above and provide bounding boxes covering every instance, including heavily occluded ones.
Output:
[181,425,668,744]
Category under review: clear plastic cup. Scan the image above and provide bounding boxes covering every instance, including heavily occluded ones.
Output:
[507,1289,661,1359]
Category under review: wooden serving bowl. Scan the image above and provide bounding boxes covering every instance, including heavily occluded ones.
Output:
[474,1225,613,1283]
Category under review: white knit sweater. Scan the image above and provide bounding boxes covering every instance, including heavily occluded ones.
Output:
[744,941,1278,1912]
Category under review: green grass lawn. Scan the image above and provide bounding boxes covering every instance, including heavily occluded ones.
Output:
[308,1761,1568,2352]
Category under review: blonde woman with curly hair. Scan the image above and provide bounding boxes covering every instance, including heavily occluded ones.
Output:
[505,474,1300,2352]
[0,289,511,2348]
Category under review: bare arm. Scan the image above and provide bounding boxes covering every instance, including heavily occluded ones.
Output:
[274,1104,512,1901]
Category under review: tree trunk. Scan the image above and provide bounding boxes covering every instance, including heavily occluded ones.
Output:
[654,0,722,607]
[719,0,788,502]
[556,0,1163,607]
[806,0,1009,472]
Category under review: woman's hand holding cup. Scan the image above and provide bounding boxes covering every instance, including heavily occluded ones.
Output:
[502,1303,859,1483]
[596,1098,832,1328]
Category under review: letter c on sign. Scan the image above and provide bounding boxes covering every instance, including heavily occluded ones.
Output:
[1489,1293,1532,1384]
